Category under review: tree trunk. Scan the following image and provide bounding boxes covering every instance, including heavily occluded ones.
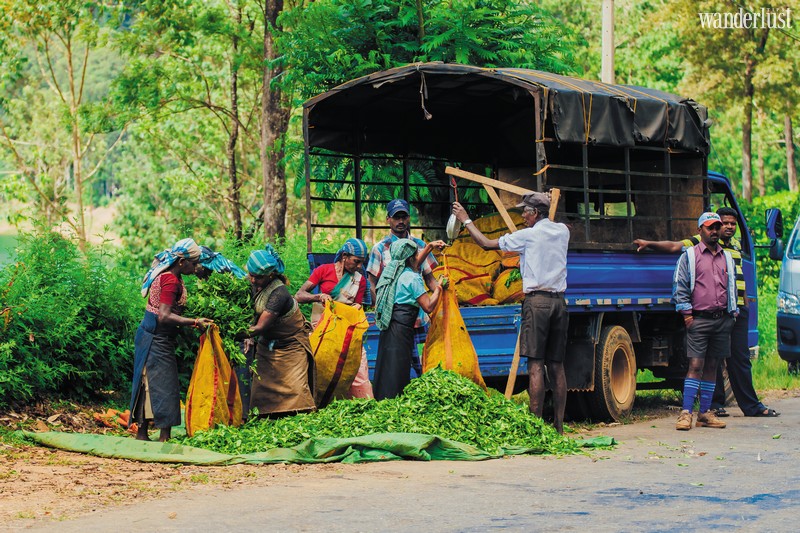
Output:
[416,0,425,41]
[786,111,798,193]
[228,4,243,240]
[261,0,290,240]
[740,30,769,203]
[67,39,87,248]
[741,61,754,202]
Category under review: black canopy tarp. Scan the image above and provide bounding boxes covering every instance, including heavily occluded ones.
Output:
[303,63,710,165]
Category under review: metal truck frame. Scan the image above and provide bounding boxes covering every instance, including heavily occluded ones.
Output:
[301,63,761,421]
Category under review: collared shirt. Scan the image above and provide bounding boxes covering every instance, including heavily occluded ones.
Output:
[691,241,729,312]
[683,234,745,307]
[497,218,569,293]
[367,233,437,328]
[394,268,427,306]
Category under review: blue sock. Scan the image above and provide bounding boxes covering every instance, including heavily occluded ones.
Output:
[699,380,716,413]
[682,378,700,412]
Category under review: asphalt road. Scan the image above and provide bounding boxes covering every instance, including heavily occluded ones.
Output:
[23,396,800,532]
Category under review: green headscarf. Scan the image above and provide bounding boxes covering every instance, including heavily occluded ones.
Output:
[374,238,419,331]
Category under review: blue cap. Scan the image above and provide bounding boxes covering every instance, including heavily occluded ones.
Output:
[698,212,722,227]
[387,199,410,217]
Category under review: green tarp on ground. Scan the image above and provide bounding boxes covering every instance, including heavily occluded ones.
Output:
[19,431,615,465]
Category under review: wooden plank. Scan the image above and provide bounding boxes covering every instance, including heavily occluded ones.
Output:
[504,336,522,399]
[445,166,534,197]
[548,188,560,221]
[482,184,517,233]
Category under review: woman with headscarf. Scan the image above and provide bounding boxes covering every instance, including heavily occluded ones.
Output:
[373,238,447,400]
[296,238,373,399]
[131,238,214,442]
[235,244,316,417]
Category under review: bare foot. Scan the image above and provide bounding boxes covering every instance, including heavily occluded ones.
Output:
[158,428,171,442]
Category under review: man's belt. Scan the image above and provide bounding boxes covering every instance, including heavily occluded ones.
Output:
[692,309,726,319]
[527,290,565,298]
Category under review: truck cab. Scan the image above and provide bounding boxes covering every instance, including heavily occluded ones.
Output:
[778,215,800,372]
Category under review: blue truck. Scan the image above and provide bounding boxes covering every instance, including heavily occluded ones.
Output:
[302,63,772,420]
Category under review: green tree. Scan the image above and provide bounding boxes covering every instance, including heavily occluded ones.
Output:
[0,0,126,247]
[666,0,777,202]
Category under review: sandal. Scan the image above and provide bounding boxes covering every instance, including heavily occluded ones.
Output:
[750,408,780,417]
[712,407,729,417]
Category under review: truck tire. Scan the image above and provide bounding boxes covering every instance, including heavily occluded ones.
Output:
[588,326,637,421]
[720,361,735,407]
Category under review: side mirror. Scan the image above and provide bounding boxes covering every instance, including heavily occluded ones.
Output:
[769,238,785,261]
[766,208,784,239]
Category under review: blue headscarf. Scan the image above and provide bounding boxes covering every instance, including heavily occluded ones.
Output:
[247,244,285,276]
[141,238,202,296]
[199,246,247,278]
[334,238,368,263]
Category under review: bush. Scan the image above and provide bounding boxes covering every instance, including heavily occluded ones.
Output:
[0,230,141,408]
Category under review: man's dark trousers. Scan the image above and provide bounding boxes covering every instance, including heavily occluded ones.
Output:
[713,307,763,415]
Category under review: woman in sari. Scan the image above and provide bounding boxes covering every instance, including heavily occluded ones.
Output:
[373,238,446,400]
[236,245,316,417]
[295,238,373,399]
[131,238,214,442]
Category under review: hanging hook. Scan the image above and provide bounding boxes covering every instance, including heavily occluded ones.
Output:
[419,71,433,120]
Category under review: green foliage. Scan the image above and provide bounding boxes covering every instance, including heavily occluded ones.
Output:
[175,232,318,377]
[740,190,800,292]
[180,367,578,455]
[0,230,141,408]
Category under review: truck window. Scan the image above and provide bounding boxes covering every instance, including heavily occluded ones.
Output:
[788,219,800,259]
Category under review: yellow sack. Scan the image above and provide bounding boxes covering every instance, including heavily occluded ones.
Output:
[434,241,502,269]
[493,268,524,304]
[433,265,493,305]
[310,301,369,408]
[423,285,487,390]
[185,325,243,437]
[453,211,526,243]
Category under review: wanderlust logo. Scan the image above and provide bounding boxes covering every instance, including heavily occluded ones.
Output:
[699,7,792,28]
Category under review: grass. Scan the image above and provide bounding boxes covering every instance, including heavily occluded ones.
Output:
[753,288,800,391]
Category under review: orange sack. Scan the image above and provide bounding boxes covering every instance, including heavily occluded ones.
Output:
[185,325,243,437]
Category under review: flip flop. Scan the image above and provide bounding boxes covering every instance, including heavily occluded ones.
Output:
[750,408,780,417]
[712,407,729,417]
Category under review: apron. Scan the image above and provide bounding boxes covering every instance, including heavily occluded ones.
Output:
[250,284,317,417]
[373,303,418,400]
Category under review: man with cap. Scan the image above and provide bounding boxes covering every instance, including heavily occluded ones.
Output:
[452,192,570,434]
[634,207,779,418]
[367,199,441,377]
[670,212,738,430]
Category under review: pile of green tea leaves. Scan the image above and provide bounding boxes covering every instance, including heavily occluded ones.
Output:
[179,368,578,456]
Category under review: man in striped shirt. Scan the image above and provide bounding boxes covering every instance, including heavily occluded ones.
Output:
[634,207,779,418]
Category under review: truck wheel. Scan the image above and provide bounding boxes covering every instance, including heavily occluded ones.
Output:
[588,326,637,421]
[720,361,735,406]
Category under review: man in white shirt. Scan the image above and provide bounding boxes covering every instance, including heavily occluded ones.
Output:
[452,192,570,433]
